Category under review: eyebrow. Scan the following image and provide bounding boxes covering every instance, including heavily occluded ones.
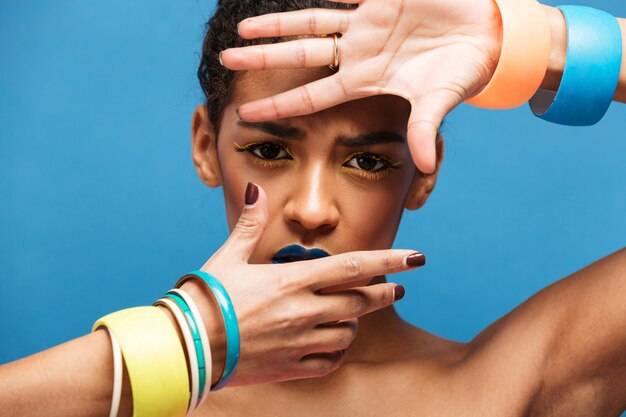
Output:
[236,121,305,139]
[336,131,405,147]
[236,120,405,146]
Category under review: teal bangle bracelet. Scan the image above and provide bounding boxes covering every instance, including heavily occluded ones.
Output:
[176,270,240,391]
[165,291,207,399]
[529,5,622,125]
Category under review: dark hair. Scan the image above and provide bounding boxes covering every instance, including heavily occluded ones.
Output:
[197,0,353,130]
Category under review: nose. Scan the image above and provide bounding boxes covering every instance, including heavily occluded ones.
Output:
[283,163,340,235]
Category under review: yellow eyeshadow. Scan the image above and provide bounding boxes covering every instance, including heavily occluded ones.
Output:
[340,152,401,180]
[233,141,255,152]
[340,151,398,165]
[233,141,293,170]
[340,166,393,181]
[234,142,400,179]
[233,141,294,158]
[249,157,290,169]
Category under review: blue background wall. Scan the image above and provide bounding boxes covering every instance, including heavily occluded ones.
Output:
[1,0,625,398]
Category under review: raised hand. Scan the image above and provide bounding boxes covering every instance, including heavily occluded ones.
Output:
[220,0,502,173]
[194,183,424,386]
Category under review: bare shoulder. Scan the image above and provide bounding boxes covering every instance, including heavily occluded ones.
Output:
[453,247,626,417]
[194,250,626,417]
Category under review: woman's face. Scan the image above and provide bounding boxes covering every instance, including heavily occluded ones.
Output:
[194,68,440,274]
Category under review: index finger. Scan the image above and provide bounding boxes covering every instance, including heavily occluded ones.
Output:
[237,75,353,121]
[237,8,352,39]
[288,250,425,290]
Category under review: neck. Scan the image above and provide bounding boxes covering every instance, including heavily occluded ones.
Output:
[273,276,451,392]
[338,274,419,363]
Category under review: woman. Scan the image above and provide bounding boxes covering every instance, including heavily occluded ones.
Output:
[2,0,625,416]
[193,0,626,415]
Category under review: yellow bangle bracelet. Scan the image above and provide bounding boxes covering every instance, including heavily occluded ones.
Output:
[93,307,190,417]
[465,0,551,109]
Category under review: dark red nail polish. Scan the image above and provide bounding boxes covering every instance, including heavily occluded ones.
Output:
[406,252,426,267]
[245,182,259,205]
[394,285,405,301]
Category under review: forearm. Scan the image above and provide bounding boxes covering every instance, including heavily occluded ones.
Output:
[466,247,626,414]
[0,330,132,417]
[545,247,626,411]
[540,5,626,104]
[0,280,224,417]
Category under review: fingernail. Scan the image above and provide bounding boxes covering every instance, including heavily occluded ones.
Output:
[245,182,259,206]
[235,107,241,120]
[393,285,405,302]
[218,51,224,66]
[237,21,242,35]
[406,252,426,268]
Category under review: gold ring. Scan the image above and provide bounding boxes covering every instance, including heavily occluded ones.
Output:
[328,33,339,71]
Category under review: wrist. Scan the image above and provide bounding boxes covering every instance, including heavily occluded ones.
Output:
[179,279,227,387]
[540,5,567,92]
[482,0,504,94]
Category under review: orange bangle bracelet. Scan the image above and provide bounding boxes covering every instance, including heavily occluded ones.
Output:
[465,0,551,109]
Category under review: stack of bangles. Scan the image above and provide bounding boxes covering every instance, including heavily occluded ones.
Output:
[93,270,239,417]
[465,1,622,126]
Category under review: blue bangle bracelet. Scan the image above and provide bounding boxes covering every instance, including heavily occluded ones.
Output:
[529,5,622,126]
[176,270,240,391]
[164,291,207,399]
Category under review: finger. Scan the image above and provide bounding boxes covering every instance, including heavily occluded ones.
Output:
[318,317,359,329]
[298,350,345,378]
[237,75,353,122]
[221,37,336,71]
[407,93,457,174]
[291,249,425,290]
[316,283,404,323]
[218,182,269,263]
[302,320,357,354]
[237,9,352,39]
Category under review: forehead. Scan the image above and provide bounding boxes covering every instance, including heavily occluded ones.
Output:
[227,69,411,136]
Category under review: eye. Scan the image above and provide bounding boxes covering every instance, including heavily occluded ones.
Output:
[344,153,390,172]
[234,142,292,160]
[250,143,289,160]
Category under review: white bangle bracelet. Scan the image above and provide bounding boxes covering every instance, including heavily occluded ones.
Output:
[169,288,213,404]
[154,297,200,415]
[97,326,122,417]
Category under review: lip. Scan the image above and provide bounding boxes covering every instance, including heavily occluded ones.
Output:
[271,244,331,264]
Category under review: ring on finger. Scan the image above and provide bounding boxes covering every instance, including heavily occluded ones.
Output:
[328,33,340,71]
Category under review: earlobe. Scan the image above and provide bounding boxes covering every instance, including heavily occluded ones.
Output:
[405,135,445,211]
[191,104,222,188]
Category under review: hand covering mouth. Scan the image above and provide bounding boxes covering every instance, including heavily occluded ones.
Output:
[271,244,331,264]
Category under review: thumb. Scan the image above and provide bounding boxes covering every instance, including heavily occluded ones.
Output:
[407,93,455,174]
[221,182,269,263]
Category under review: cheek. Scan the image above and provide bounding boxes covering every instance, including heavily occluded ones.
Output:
[338,177,411,251]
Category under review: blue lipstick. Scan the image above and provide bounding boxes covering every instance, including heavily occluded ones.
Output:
[271,244,331,264]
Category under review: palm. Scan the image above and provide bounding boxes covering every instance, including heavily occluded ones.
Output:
[222,0,501,173]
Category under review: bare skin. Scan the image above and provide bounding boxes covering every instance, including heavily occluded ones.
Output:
[200,246,626,417]
[190,5,626,415]
[223,3,626,173]
[188,67,626,416]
